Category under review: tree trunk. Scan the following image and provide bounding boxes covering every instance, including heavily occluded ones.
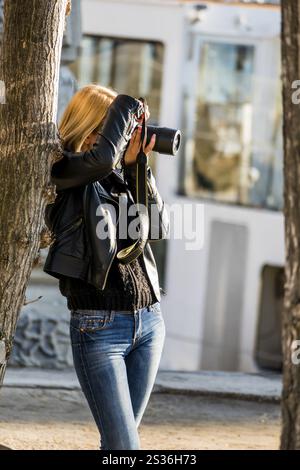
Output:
[0,0,68,385]
[281,0,300,449]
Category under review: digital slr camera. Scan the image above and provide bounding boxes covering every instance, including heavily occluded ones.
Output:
[135,97,181,156]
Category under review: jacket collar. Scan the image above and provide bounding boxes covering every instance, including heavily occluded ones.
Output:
[94,168,129,200]
[111,168,126,185]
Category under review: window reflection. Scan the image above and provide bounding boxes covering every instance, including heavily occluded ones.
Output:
[69,35,163,126]
[183,41,283,210]
[249,77,283,210]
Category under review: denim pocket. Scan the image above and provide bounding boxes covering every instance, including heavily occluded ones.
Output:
[72,310,115,333]
[151,302,161,315]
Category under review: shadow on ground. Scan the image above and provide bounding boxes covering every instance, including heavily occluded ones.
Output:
[0,387,280,450]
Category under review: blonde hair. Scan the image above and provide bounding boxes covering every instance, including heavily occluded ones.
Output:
[58,84,118,152]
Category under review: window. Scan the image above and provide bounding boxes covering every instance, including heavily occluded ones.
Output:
[181,41,283,210]
[68,35,164,128]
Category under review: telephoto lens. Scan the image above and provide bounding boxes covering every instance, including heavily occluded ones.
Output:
[145,125,181,156]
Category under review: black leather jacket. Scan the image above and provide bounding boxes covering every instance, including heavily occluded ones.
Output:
[43,94,169,303]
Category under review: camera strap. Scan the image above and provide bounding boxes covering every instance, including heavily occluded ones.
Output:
[116,97,149,264]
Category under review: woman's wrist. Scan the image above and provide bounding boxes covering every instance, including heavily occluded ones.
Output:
[121,151,136,172]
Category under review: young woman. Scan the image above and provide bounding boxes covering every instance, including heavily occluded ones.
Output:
[43,84,169,450]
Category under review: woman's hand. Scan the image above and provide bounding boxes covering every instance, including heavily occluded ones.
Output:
[124,125,156,166]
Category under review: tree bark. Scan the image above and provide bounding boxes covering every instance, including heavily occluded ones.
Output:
[0,0,68,385]
[281,0,300,449]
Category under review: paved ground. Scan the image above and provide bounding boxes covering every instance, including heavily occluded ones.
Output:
[0,388,280,450]
[0,368,281,450]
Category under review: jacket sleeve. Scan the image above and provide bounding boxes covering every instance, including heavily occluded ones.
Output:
[123,162,170,242]
[51,94,144,191]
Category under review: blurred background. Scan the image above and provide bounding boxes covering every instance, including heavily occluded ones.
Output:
[3,0,284,375]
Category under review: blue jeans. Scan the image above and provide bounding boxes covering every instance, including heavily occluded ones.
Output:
[69,301,165,450]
